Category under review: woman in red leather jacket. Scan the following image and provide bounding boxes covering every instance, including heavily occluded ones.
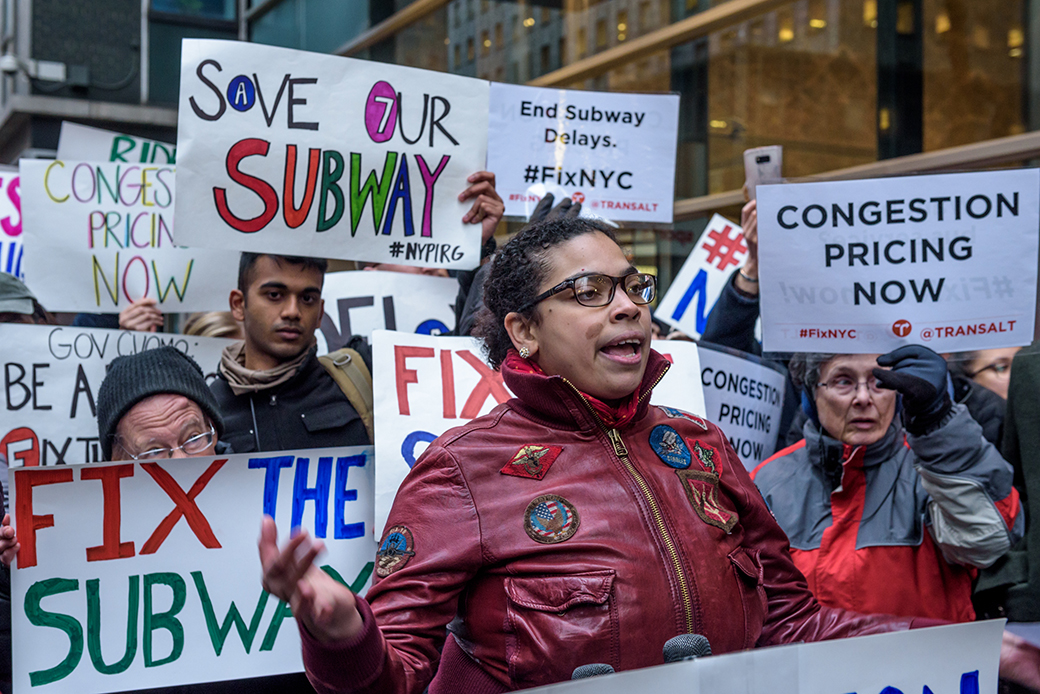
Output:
[258,217,1040,693]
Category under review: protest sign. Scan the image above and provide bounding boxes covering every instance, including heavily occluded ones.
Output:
[316,270,457,353]
[372,332,708,536]
[487,83,678,224]
[656,214,748,339]
[757,169,1040,353]
[0,170,21,278]
[175,39,489,270]
[697,344,786,470]
[371,330,512,535]
[11,446,377,693]
[648,339,706,416]
[57,122,176,164]
[20,159,240,312]
[524,620,1003,694]
[0,323,231,466]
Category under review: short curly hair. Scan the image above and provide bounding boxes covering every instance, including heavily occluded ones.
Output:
[473,217,617,370]
[787,352,837,392]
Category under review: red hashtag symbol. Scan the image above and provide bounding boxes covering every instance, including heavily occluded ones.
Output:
[702,225,747,271]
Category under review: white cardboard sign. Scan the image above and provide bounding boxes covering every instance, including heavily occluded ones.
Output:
[488,83,678,223]
[174,39,489,270]
[0,323,231,466]
[656,214,748,339]
[57,122,177,164]
[758,170,1040,353]
[316,270,458,353]
[20,159,240,312]
[11,446,377,693]
[697,344,785,470]
[372,332,708,537]
[525,621,1003,694]
[0,171,22,278]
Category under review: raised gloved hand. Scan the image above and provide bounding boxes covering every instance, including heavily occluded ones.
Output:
[873,344,952,435]
[527,192,582,226]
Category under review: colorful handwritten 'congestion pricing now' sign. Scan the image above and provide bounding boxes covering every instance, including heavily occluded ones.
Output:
[174,39,490,271]
[0,323,232,467]
[11,446,378,694]
[19,159,240,313]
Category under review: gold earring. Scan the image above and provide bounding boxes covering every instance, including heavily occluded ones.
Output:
[519,346,530,359]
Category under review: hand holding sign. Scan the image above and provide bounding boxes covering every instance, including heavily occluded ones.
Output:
[459,171,504,245]
[0,514,17,566]
[258,516,363,642]
[118,297,164,332]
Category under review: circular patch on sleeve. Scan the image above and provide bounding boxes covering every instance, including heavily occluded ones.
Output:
[524,495,580,544]
[649,425,692,469]
[376,526,416,577]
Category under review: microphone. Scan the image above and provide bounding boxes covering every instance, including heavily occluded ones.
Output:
[663,633,712,663]
[572,663,615,679]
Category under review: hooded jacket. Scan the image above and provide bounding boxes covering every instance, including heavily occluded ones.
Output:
[300,351,935,694]
[752,407,1022,622]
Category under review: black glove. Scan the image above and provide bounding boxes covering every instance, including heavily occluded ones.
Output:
[873,344,952,435]
[527,193,582,226]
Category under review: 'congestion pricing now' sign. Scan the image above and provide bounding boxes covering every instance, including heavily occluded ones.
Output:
[174,39,489,270]
[487,82,679,224]
[757,169,1040,353]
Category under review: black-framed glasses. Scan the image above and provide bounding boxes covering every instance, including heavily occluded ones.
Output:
[519,272,657,312]
[116,425,216,461]
[816,377,886,397]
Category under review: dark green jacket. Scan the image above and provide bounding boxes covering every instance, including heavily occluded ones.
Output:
[977,341,1040,619]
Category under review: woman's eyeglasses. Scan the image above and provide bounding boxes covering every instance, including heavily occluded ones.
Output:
[116,425,216,460]
[967,361,1011,378]
[519,272,657,311]
[816,376,887,397]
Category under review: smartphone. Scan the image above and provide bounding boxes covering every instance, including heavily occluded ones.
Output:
[743,145,783,200]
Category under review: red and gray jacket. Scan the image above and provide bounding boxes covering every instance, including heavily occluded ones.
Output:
[300,351,937,694]
[752,405,1022,622]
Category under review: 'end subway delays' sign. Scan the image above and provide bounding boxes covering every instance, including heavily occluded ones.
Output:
[174,40,489,270]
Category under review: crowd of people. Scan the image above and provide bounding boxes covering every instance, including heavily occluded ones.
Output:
[0,173,1039,694]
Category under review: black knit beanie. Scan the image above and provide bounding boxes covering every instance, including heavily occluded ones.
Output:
[97,346,224,461]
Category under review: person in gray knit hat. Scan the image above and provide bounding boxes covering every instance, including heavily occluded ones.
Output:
[96,346,226,461]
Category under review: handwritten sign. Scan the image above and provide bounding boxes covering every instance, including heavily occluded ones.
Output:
[656,214,748,340]
[0,170,21,278]
[316,270,457,353]
[488,83,678,223]
[175,39,489,270]
[57,122,176,164]
[524,621,1003,694]
[11,446,377,693]
[0,323,231,466]
[697,344,785,470]
[20,160,239,312]
[758,170,1040,353]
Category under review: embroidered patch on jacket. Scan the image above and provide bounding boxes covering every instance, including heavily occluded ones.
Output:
[660,406,709,430]
[691,440,719,475]
[524,495,580,544]
[649,425,692,469]
[376,526,416,577]
[501,445,563,480]
[676,469,737,532]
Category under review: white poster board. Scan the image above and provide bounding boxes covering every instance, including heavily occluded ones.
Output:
[656,214,749,339]
[697,344,786,470]
[488,83,678,223]
[0,171,22,278]
[649,339,706,416]
[11,446,377,693]
[525,621,1003,694]
[57,122,177,164]
[175,39,489,270]
[20,160,240,312]
[316,270,458,352]
[0,323,231,466]
[757,169,1040,353]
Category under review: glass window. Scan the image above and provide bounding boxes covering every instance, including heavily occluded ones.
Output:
[152,0,235,20]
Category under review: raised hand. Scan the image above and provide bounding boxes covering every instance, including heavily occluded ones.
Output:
[460,171,505,245]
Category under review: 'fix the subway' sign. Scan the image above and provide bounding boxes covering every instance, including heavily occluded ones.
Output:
[758,169,1040,353]
[174,39,489,270]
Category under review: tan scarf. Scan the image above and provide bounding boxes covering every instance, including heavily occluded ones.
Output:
[219,341,312,396]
